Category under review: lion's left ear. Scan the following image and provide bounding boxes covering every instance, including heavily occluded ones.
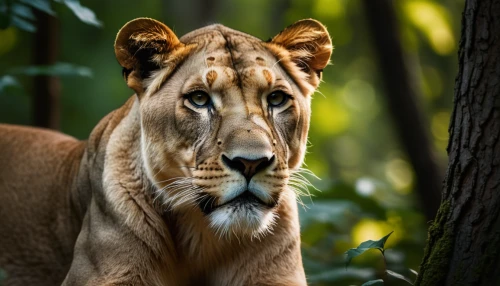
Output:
[268,19,332,88]
[114,18,185,95]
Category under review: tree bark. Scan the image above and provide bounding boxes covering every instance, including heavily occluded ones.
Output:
[362,0,443,221]
[32,10,60,129]
[416,0,500,284]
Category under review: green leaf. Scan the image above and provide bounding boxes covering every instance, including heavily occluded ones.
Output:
[10,14,36,32]
[10,62,93,77]
[386,270,414,285]
[361,279,384,286]
[0,75,20,93]
[344,231,394,267]
[57,0,102,27]
[12,3,36,21]
[19,0,56,16]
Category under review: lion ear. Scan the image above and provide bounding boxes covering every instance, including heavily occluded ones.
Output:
[269,19,332,87]
[114,18,183,94]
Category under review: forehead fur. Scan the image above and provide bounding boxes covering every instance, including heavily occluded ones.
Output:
[180,24,260,47]
[174,24,312,94]
[182,25,273,69]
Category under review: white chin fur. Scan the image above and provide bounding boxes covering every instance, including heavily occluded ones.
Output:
[208,204,277,239]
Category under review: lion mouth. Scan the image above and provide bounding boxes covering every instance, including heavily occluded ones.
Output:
[198,191,275,214]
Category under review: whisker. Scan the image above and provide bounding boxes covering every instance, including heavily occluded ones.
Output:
[152,175,207,211]
[285,166,321,209]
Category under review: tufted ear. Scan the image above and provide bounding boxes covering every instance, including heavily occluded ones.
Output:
[267,19,332,90]
[115,18,185,95]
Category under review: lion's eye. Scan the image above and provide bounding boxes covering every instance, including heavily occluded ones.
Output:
[187,91,211,108]
[267,91,289,107]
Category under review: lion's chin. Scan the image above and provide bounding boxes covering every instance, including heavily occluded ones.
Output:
[207,203,277,239]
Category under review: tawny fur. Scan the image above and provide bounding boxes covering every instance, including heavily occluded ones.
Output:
[0,18,332,285]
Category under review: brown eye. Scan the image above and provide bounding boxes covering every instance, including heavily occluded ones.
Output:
[187,91,211,107]
[267,91,289,107]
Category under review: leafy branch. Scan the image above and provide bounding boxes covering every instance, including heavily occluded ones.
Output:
[0,0,100,96]
[0,0,101,32]
[345,231,417,285]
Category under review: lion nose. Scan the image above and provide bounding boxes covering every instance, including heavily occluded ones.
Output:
[222,155,275,181]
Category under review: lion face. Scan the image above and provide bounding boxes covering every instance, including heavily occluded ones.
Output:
[114,18,332,238]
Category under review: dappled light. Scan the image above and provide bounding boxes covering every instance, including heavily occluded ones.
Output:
[351,219,397,248]
[342,80,377,112]
[311,92,351,136]
[404,1,456,55]
[384,158,414,194]
[0,28,17,55]
[431,111,450,149]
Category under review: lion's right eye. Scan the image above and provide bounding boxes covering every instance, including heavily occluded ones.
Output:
[267,91,290,108]
[187,91,211,108]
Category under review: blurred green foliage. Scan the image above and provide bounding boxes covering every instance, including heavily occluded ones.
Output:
[0,0,101,32]
[0,268,5,283]
[0,0,464,285]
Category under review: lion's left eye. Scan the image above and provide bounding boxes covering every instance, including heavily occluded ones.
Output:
[267,91,290,107]
[187,91,211,108]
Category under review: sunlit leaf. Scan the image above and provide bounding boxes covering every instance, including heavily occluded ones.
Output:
[56,0,102,27]
[10,62,93,77]
[362,279,384,286]
[19,0,56,16]
[344,231,394,267]
[386,269,414,285]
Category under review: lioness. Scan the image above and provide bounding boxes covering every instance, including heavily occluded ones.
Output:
[0,18,331,285]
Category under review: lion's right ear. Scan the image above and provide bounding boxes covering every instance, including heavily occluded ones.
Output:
[266,19,332,93]
[114,18,184,95]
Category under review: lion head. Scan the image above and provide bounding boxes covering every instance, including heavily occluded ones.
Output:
[114,18,332,239]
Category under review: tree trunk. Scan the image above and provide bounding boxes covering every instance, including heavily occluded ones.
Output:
[32,10,60,129]
[362,0,443,221]
[416,0,500,284]
[269,0,291,35]
[162,0,218,35]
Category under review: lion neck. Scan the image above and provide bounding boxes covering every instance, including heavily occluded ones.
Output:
[164,192,302,281]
